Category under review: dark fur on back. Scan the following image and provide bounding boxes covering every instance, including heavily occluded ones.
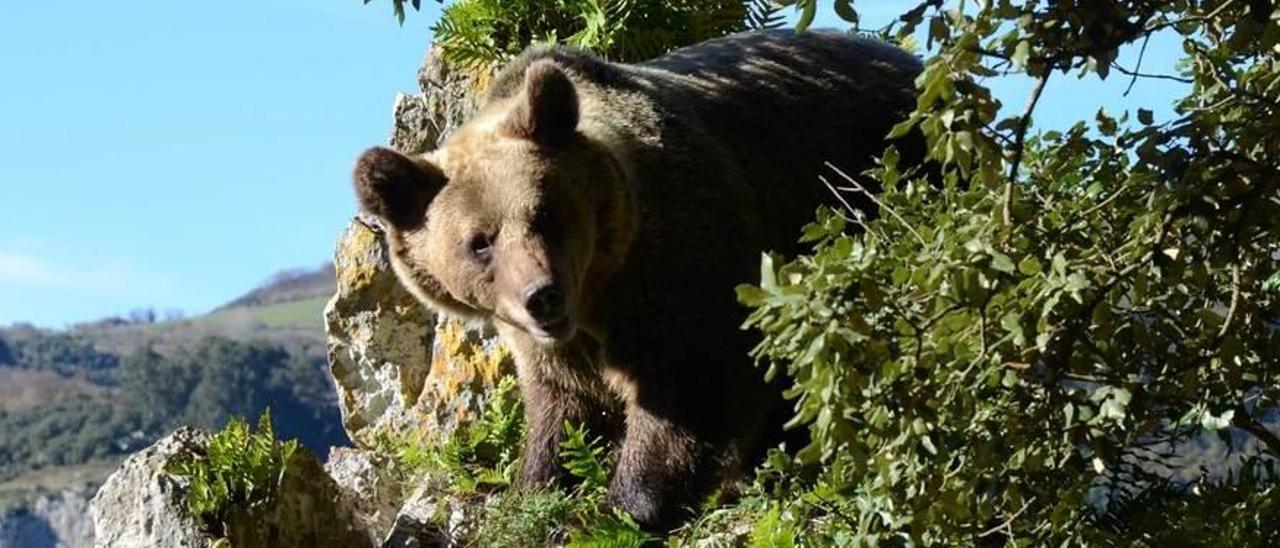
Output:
[490,31,923,253]
[499,31,921,528]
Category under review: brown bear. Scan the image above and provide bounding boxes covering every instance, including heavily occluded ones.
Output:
[352,30,922,529]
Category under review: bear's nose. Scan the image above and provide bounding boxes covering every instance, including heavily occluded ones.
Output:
[523,281,564,323]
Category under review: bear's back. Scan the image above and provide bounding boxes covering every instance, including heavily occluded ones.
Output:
[637,30,923,253]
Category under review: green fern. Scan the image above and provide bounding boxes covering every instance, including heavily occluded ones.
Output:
[567,509,657,547]
[745,0,786,30]
[391,376,524,494]
[560,420,610,489]
[166,410,299,541]
[425,0,756,74]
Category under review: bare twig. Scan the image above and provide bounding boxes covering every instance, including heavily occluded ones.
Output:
[818,174,870,232]
[1004,72,1052,224]
[1112,64,1193,86]
[1123,34,1152,96]
[1219,263,1240,338]
[1145,0,1237,34]
[1082,186,1129,217]
[824,162,927,245]
[977,496,1037,538]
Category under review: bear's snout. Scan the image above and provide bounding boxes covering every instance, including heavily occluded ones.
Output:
[522,280,566,325]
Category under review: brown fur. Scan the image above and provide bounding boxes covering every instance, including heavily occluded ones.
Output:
[353,30,922,530]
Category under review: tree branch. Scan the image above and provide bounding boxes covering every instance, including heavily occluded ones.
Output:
[1122,34,1152,96]
[1004,71,1052,224]
[1111,64,1193,87]
[1144,0,1238,34]
[1232,408,1280,457]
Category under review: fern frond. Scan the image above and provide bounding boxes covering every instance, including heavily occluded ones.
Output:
[745,0,786,30]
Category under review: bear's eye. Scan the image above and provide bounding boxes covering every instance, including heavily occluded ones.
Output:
[467,233,494,262]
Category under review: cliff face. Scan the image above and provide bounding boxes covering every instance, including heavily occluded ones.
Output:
[87,46,511,547]
[0,487,95,548]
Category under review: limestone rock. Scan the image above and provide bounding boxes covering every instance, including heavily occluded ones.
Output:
[325,44,511,451]
[324,215,514,450]
[221,447,370,548]
[380,481,451,548]
[90,427,212,548]
[391,46,480,155]
[325,447,405,546]
[90,427,369,548]
[0,485,96,548]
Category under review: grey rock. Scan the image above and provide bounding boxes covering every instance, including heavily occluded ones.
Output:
[325,46,512,451]
[391,46,479,155]
[221,447,370,548]
[90,427,212,548]
[380,480,458,548]
[90,428,369,548]
[326,447,405,547]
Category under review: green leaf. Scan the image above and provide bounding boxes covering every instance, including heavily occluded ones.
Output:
[759,253,778,291]
[1012,40,1031,69]
[1018,256,1042,275]
[1137,108,1154,125]
[1200,409,1235,431]
[921,434,938,456]
[794,0,817,32]
[990,252,1016,273]
[834,0,858,24]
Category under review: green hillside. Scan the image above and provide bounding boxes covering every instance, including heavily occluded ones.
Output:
[0,265,343,504]
[201,296,328,331]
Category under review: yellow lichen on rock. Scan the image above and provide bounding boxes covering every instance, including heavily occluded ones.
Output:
[334,222,381,294]
[326,215,514,450]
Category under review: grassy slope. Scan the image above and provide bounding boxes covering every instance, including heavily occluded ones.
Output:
[0,266,336,516]
[201,296,328,331]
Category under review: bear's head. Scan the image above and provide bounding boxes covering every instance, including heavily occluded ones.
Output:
[352,60,632,345]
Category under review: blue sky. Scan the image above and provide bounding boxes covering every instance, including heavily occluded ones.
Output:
[0,1,1187,327]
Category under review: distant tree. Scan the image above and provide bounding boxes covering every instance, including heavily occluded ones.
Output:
[119,345,199,431]
[182,339,281,429]
[0,336,12,365]
[3,331,118,379]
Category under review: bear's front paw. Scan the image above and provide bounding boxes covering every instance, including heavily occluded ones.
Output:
[604,483,667,531]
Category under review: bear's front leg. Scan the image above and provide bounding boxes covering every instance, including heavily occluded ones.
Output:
[607,402,725,530]
[517,373,604,488]
[512,340,620,489]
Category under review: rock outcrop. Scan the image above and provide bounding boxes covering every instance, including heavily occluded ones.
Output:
[90,428,212,548]
[324,215,513,450]
[324,447,405,546]
[89,45,501,548]
[90,428,370,548]
[390,45,479,156]
[324,45,511,451]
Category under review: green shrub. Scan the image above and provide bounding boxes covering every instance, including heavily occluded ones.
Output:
[166,411,299,541]
[368,0,790,71]
[735,0,1279,544]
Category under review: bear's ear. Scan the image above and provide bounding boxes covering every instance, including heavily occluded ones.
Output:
[502,60,579,147]
[353,147,445,230]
